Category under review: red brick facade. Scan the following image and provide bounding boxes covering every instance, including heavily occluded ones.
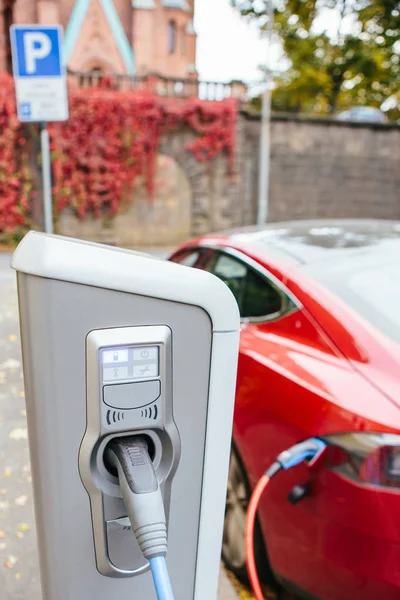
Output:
[0,0,197,76]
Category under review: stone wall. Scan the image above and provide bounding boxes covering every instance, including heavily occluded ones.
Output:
[58,125,243,246]
[57,114,400,247]
[242,115,400,224]
[59,154,192,247]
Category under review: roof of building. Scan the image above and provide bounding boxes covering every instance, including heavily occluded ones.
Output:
[64,0,135,74]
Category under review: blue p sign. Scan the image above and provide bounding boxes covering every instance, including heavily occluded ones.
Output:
[11,26,62,77]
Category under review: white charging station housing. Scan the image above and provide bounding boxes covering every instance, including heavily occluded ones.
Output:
[12,232,240,600]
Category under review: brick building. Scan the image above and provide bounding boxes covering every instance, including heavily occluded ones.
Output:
[0,0,197,77]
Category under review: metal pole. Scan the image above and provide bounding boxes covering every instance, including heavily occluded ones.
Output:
[257,0,274,227]
[40,122,54,234]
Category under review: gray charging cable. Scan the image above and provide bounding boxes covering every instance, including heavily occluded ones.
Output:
[106,437,167,560]
[106,437,175,600]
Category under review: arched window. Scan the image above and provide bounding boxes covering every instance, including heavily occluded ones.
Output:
[180,25,186,55]
[168,21,177,54]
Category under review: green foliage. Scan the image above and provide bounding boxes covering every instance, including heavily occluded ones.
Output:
[232,0,400,117]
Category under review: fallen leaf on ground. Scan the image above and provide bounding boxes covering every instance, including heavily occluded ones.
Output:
[16,532,24,539]
[15,573,21,580]
[4,555,18,568]
[19,391,25,399]
[15,496,28,507]
[9,428,28,441]
[0,543,6,550]
[8,335,17,342]
[17,523,30,533]
[0,489,7,495]
[0,501,10,510]
[3,468,12,478]
[0,531,5,538]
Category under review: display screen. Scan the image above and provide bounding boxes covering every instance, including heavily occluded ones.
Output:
[102,345,159,383]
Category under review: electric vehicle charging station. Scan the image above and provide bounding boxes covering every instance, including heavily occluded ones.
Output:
[11,231,240,600]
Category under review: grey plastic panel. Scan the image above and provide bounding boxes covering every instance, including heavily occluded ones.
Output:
[103,380,161,410]
[17,274,212,600]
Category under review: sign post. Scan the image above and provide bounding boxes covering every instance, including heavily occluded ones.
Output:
[10,25,69,234]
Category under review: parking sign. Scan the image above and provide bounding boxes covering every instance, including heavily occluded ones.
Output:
[11,25,69,122]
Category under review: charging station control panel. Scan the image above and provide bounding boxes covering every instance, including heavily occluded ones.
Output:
[81,325,179,578]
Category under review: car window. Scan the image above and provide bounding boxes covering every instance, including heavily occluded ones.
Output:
[170,250,202,268]
[206,252,283,320]
[212,254,247,310]
[243,268,282,318]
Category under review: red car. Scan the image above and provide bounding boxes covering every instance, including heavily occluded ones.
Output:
[169,220,400,600]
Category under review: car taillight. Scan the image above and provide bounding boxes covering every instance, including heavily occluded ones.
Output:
[322,433,400,489]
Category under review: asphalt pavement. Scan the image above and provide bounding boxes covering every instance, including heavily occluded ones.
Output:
[0,251,240,600]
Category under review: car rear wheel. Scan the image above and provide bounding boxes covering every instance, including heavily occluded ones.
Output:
[222,445,275,587]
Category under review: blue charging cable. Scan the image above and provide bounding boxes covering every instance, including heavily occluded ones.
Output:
[149,556,175,600]
[246,437,327,600]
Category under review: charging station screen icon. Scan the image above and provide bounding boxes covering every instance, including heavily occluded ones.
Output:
[102,349,129,364]
[101,345,160,383]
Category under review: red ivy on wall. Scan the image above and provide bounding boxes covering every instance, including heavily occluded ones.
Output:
[0,73,238,233]
[0,74,32,234]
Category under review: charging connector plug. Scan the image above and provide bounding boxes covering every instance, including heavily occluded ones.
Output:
[105,437,167,560]
[276,437,326,470]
